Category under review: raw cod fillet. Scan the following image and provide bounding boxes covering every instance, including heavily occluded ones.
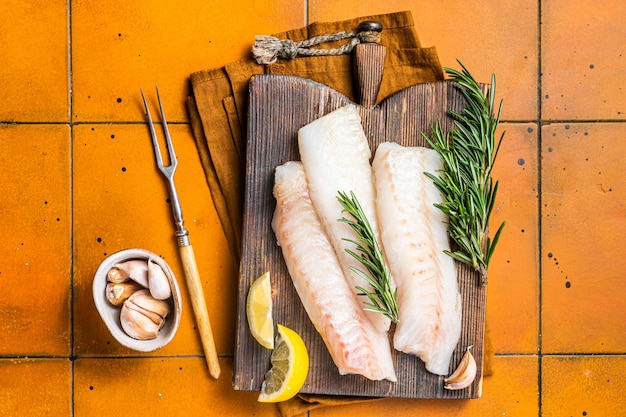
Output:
[298,105,392,333]
[272,161,397,382]
[372,142,462,376]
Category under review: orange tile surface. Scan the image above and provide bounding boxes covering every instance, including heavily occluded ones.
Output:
[541,122,626,354]
[0,1,68,122]
[488,123,539,354]
[74,358,279,417]
[542,0,626,120]
[0,124,71,356]
[0,359,71,415]
[310,1,540,121]
[1,0,624,416]
[542,355,626,416]
[71,1,305,122]
[72,123,237,357]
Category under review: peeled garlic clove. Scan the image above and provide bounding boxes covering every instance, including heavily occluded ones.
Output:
[147,258,171,300]
[119,289,170,340]
[444,345,477,390]
[105,281,142,306]
[107,259,149,287]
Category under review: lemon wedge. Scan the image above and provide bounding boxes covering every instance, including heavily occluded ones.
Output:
[247,271,274,349]
[258,324,309,403]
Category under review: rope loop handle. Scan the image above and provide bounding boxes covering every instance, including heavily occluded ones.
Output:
[251,21,382,65]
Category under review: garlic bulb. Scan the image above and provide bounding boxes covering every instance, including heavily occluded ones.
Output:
[120,289,171,340]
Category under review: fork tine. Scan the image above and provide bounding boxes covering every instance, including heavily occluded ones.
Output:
[141,87,166,170]
[155,85,177,170]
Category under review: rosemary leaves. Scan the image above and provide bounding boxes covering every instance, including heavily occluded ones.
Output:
[337,191,399,323]
[423,61,506,285]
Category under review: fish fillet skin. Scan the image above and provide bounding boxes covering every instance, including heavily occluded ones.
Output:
[298,105,391,333]
[272,161,397,382]
[372,142,462,376]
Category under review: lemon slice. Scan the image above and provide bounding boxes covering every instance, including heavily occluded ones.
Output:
[247,271,274,349]
[258,324,309,403]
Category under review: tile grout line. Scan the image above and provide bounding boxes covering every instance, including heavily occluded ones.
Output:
[67,0,75,416]
[537,0,543,416]
[3,119,625,126]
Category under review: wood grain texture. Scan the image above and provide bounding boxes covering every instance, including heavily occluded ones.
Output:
[234,46,486,399]
[353,43,386,108]
[179,244,221,379]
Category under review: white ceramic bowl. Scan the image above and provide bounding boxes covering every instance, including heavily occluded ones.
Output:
[92,248,182,352]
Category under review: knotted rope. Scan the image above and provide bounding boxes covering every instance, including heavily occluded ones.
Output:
[252,27,381,65]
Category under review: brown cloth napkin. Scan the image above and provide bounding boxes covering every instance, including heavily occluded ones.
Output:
[187,10,493,417]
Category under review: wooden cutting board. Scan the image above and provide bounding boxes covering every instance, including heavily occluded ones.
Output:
[234,41,486,399]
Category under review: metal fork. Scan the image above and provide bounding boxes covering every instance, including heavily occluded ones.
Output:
[141,86,221,379]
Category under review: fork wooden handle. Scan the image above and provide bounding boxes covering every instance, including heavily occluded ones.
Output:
[179,244,221,379]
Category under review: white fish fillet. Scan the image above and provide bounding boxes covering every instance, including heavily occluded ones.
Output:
[272,161,397,382]
[372,142,462,375]
[298,105,391,333]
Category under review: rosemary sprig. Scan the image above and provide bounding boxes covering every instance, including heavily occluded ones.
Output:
[336,191,399,323]
[422,61,506,285]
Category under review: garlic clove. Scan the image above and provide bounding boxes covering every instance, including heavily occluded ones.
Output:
[147,258,172,300]
[127,289,170,319]
[106,267,128,283]
[120,305,161,340]
[107,259,149,288]
[444,345,477,390]
[119,289,170,340]
[105,281,142,306]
